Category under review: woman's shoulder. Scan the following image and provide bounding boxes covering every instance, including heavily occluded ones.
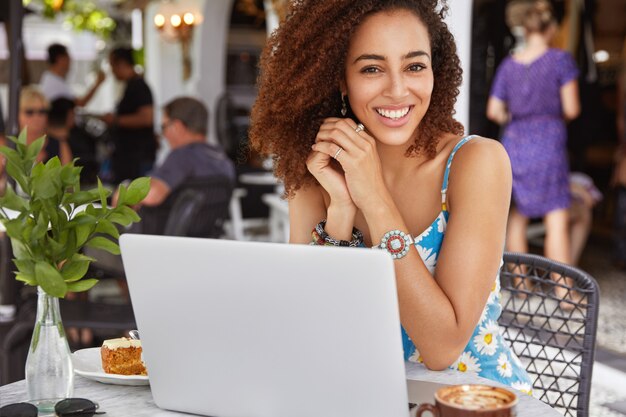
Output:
[496,54,515,69]
[437,134,505,155]
[548,47,575,62]
[445,136,512,205]
[446,135,510,174]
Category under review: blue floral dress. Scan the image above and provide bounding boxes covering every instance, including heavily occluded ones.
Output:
[401,136,533,393]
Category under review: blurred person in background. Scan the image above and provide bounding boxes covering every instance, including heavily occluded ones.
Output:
[487,1,580,286]
[568,172,602,266]
[19,87,74,165]
[99,47,157,185]
[40,43,106,105]
[45,97,75,165]
[134,97,235,208]
[18,87,48,158]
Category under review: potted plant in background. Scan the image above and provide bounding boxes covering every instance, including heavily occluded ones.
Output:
[0,130,149,411]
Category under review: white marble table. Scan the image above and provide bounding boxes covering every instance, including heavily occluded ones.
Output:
[0,362,560,417]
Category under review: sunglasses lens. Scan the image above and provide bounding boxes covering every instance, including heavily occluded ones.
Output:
[54,398,96,416]
[0,403,38,417]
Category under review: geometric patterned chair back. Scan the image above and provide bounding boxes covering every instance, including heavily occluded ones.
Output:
[499,252,600,417]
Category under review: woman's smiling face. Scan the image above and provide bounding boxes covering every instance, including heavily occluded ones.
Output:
[343,9,434,147]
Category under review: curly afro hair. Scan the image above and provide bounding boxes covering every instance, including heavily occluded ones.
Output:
[249,0,464,196]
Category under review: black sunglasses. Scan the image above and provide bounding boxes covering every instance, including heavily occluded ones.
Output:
[0,398,104,417]
[22,108,48,116]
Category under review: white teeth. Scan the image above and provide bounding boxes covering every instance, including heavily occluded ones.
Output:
[376,107,410,120]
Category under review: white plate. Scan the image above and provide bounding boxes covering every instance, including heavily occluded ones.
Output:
[71,348,149,386]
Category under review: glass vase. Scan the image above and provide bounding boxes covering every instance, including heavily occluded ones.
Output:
[25,286,74,412]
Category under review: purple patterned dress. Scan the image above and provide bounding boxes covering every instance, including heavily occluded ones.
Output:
[490,48,579,218]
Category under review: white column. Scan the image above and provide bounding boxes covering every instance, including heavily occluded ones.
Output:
[197,0,235,145]
[263,0,280,35]
[445,2,473,131]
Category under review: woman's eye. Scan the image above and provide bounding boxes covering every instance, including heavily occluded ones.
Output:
[361,66,380,74]
[408,63,426,72]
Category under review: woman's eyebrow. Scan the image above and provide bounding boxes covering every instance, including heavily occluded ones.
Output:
[353,50,431,64]
[353,53,385,63]
[404,50,431,61]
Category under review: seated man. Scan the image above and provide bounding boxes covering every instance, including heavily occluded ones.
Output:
[114,97,235,236]
[143,97,235,206]
[91,97,236,279]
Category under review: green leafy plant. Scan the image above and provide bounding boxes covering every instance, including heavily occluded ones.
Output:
[0,130,149,298]
[23,0,116,39]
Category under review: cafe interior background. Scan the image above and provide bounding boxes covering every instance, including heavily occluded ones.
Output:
[0,0,625,415]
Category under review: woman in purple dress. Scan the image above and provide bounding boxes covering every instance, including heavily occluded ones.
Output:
[487,1,580,287]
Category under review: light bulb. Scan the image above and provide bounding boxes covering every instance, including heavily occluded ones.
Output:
[171,14,182,28]
[183,12,195,25]
[154,13,165,28]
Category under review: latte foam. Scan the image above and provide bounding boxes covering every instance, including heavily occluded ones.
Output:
[438,385,516,410]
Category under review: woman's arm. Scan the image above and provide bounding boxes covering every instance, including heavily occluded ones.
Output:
[363,139,511,370]
[486,96,509,125]
[289,184,328,244]
[560,79,580,121]
[312,118,512,369]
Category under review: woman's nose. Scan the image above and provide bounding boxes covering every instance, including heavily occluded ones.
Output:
[384,73,409,99]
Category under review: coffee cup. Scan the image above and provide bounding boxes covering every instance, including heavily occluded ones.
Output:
[416,384,518,417]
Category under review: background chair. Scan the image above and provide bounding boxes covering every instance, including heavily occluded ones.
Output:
[0,296,36,385]
[138,175,234,238]
[499,252,600,417]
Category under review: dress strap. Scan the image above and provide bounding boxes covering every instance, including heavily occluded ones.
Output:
[441,135,476,211]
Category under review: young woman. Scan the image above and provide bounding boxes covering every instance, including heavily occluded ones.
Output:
[250,0,532,391]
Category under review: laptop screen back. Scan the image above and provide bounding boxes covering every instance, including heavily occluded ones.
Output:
[120,234,409,417]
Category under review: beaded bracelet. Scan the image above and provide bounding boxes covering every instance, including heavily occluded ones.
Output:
[310,220,363,247]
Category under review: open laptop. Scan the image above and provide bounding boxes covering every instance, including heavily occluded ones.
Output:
[120,234,410,417]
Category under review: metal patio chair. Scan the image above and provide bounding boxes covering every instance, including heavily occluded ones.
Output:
[499,252,599,417]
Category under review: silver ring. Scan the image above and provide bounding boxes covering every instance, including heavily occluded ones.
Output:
[333,147,343,160]
[355,123,365,133]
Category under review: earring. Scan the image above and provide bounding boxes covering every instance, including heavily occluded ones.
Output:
[341,94,347,116]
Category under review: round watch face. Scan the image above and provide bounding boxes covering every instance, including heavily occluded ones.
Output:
[386,235,406,253]
[380,230,413,259]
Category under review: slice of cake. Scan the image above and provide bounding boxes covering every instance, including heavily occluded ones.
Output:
[101,337,147,376]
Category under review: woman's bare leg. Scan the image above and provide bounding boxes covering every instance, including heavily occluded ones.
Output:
[569,202,592,266]
[507,208,529,254]
[544,208,572,300]
[507,208,531,295]
[544,208,571,264]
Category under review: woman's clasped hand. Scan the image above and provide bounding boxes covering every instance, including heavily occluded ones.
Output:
[310,118,385,212]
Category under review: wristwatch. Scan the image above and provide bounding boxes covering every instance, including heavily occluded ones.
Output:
[372,230,414,259]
